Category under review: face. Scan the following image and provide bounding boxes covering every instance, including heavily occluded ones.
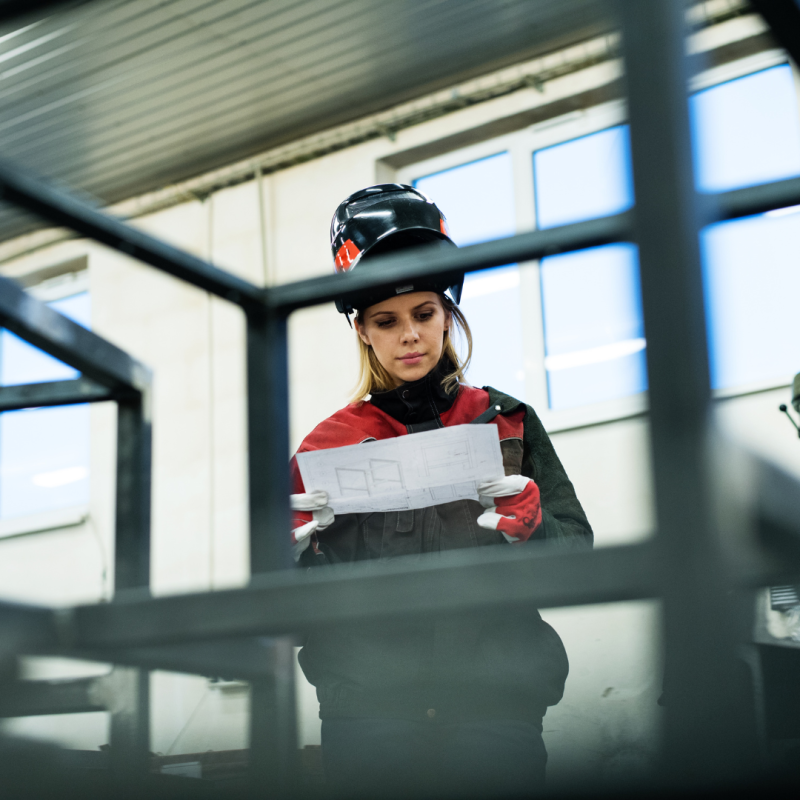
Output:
[355,291,450,388]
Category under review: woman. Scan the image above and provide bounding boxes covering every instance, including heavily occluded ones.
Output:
[289,184,593,797]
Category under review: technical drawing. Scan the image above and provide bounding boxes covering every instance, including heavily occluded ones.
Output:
[422,436,472,476]
[369,459,404,492]
[431,485,454,501]
[297,424,503,515]
[336,467,370,496]
[335,459,405,497]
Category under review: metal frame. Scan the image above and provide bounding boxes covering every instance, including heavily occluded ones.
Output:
[0,0,798,793]
[0,273,153,774]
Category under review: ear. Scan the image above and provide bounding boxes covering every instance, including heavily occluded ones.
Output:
[443,308,452,332]
[354,317,371,346]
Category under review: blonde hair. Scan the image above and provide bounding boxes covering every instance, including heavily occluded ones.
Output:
[351,295,473,402]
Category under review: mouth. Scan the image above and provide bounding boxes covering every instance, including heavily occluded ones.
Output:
[398,352,424,365]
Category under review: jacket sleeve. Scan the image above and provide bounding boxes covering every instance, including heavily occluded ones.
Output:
[520,403,594,550]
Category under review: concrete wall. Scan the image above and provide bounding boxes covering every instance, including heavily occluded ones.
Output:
[0,25,798,785]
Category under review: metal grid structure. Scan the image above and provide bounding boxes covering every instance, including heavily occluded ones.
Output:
[0,0,798,794]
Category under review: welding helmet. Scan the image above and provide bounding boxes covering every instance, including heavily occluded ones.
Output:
[330,183,462,315]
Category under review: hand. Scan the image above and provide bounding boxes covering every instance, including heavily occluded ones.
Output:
[290,491,334,561]
[476,475,542,543]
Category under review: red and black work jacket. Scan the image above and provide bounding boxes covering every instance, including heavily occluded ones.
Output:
[292,363,593,722]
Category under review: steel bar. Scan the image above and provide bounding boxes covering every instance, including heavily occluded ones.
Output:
[714,175,800,222]
[249,641,298,797]
[0,0,80,23]
[0,601,59,659]
[61,542,658,652]
[110,393,152,775]
[0,378,118,412]
[621,0,751,784]
[77,638,296,682]
[0,676,106,718]
[749,1,800,71]
[106,667,150,777]
[245,309,296,794]
[113,395,152,593]
[0,276,150,393]
[247,311,293,575]
[0,160,266,315]
[268,212,632,314]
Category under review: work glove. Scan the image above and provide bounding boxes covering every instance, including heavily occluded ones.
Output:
[476,475,542,543]
[291,491,334,562]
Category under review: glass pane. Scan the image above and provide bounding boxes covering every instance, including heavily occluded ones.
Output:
[0,405,90,518]
[0,291,91,519]
[702,211,800,389]
[415,153,525,399]
[534,125,634,229]
[541,244,646,410]
[691,64,800,192]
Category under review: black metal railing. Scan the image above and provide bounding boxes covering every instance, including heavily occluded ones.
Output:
[0,0,797,794]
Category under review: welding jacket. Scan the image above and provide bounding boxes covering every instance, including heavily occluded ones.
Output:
[290,363,593,723]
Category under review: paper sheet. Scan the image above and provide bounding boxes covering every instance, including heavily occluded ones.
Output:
[296,424,505,514]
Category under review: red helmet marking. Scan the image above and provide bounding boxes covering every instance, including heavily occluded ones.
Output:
[334,239,361,272]
[439,217,449,237]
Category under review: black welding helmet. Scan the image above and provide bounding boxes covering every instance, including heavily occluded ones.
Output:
[330,183,462,315]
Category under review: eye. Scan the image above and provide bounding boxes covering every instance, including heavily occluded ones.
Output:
[417,311,434,321]
[375,318,395,328]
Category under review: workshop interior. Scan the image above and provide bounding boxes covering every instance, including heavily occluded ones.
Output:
[0,0,798,797]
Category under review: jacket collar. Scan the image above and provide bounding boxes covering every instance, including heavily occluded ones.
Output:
[369,359,457,428]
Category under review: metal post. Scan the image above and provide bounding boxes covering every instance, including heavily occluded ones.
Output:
[109,393,153,776]
[247,310,292,574]
[246,309,297,795]
[620,0,754,785]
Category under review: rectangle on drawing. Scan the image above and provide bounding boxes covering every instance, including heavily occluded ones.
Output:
[295,424,505,515]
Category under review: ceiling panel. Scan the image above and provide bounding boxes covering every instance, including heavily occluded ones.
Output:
[0,0,615,242]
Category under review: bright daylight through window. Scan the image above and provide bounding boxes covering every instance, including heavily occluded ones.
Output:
[0,291,90,519]
[415,152,525,401]
[413,63,800,415]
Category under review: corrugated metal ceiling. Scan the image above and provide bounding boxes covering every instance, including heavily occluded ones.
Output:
[0,0,615,242]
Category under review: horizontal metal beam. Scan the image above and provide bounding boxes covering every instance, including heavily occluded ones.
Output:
[0,677,106,718]
[0,0,78,23]
[78,638,296,681]
[268,212,631,314]
[0,160,266,315]
[749,1,800,73]
[0,600,59,659]
[0,276,150,393]
[0,378,118,412]
[260,177,800,319]
[62,541,657,652]
[714,175,800,222]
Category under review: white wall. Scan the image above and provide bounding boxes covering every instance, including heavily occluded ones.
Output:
[0,31,798,786]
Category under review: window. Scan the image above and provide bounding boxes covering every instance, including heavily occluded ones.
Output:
[533,125,634,229]
[0,288,91,519]
[691,64,800,193]
[399,56,800,428]
[414,152,526,401]
[540,244,645,410]
[693,64,800,392]
[534,125,641,409]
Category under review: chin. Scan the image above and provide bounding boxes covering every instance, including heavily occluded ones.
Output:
[391,363,430,385]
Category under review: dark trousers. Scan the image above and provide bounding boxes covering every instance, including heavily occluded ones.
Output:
[321,717,547,799]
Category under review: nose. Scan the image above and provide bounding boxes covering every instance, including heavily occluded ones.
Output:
[400,318,419,344]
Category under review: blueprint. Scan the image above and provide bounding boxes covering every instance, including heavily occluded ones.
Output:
[296,424,505,514]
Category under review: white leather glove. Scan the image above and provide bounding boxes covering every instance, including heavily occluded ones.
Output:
[290,491,334,561]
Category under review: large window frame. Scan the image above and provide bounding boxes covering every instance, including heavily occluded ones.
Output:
[397,47,796,432]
